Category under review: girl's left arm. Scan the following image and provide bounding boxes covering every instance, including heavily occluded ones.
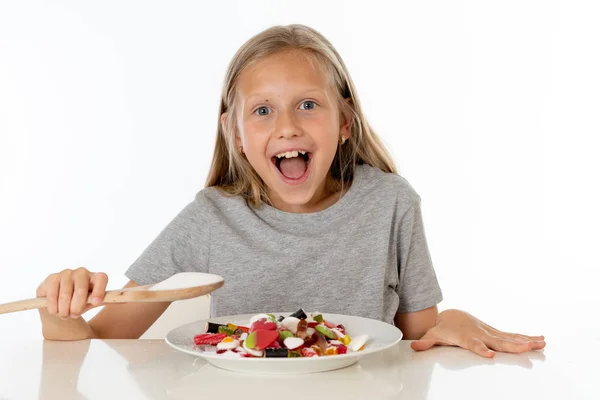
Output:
[395,308,546,358]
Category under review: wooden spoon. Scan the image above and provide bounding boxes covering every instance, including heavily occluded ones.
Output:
[0,272,224,315]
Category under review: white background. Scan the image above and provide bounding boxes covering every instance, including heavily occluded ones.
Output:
[1,0,598,341]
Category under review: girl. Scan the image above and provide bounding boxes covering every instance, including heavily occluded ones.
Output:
[36,24,545,357]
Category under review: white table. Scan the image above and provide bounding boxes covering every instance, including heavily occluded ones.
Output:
[0,338,596,399]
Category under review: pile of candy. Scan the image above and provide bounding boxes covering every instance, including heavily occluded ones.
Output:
[193,309,368,358]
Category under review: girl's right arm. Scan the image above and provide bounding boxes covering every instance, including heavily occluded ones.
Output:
[37,267,170,341]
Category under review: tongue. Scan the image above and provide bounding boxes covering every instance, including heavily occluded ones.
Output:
[279,157,307,179]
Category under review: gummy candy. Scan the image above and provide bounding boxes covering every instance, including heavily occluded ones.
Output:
[301,347,318,357]
[245,330,280,350]
[315,325,336,340]
[325,347,338,356]
[194,333,228,346]
[250,318,277,333]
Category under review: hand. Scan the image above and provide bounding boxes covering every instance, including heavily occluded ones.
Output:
[36,267,109,320]
[410,309,546,358]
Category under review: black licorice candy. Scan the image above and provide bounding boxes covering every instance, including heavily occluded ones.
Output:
[265,348,289,358]
[205,322,227,333]
[289,309,307,319]
[277,315,285,322]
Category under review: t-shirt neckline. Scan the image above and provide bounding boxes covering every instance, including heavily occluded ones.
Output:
[253,165,366,224]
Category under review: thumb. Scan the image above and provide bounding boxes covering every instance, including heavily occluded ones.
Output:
[410,329,440,352]
[410,339,437,351]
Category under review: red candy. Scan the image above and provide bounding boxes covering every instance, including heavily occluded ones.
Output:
[330,342,348,354]
[301,347,318,357]
[323,320,336,329]
[336,325,346,335]
[250,318,277,333]
[246,330,280,350]
[194,333,228,346]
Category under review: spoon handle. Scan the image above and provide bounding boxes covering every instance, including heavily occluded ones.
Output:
[0,297,49,314]
[0,283,219,315]
[0,286,153,315]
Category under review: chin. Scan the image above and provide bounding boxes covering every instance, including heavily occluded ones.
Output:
[269,185,317,208]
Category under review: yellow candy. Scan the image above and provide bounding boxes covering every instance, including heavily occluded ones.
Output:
[310,345,323,356]
[325,347,338,356]
[340,335,352,345]
[227,323,238,331]
[221,337,235,343]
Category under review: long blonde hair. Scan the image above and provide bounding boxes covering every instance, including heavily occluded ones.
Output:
[205,24,397,207]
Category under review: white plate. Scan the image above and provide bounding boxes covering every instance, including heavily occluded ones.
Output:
[165,312,402,374]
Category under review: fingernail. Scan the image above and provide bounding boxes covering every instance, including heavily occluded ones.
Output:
[91,297,101,305]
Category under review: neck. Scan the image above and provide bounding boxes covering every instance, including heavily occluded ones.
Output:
[268,176,345,213]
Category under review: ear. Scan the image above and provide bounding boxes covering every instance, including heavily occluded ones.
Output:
[222,112,242,149]
[220,112,228,133]
[339,97,353,140]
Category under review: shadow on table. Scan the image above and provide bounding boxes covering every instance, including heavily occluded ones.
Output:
[38,340,91,400]
[36,339,197,400]
[37,340,546,400]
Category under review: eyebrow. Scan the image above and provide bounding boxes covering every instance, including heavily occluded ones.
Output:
[244,88,326,103]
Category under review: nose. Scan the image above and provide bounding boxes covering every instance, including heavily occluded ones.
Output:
[275,109,302,139]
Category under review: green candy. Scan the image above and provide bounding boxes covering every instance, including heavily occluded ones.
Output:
[315,325,336,339]
[313,314,323,323]
[245,332,257,349]
[279,330,294,341]
[218,326,234,336]
[288,351,302,358]
[267,313,277,322]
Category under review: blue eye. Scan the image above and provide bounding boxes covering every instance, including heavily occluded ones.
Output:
[300,101,317,110]
[255,106,271,116]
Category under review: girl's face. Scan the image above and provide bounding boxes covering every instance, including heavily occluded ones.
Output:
[231,50,351,213]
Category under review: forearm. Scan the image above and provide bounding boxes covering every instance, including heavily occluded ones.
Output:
[395,305,439,339]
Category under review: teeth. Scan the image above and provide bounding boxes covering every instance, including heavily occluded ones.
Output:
[276,150,306,159]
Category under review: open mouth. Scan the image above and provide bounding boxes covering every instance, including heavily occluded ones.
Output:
[270,151,312,181]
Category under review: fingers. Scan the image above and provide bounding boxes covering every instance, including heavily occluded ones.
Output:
[42,274,61,316]
[69,268,91,318]
[38,267,108,320]
[467,337,495,358]
[483,323,545,342]
[488,331,546,351]
[512,334,546,350]
[57,270,75,319]
[89,272,108,306]
[484,334,534,354]
[496,331,544,342]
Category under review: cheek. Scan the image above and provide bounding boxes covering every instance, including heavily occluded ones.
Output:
[302,113,339,137]
[240,125,270,164]
[240,121,265,146]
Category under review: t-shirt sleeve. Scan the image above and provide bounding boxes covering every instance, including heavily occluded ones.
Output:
[396,193,443,313]
[124,193,210,286]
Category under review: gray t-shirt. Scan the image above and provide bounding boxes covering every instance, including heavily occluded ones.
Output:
[125,164,442,324]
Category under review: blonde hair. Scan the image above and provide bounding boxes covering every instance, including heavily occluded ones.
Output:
[205,24,397,207]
